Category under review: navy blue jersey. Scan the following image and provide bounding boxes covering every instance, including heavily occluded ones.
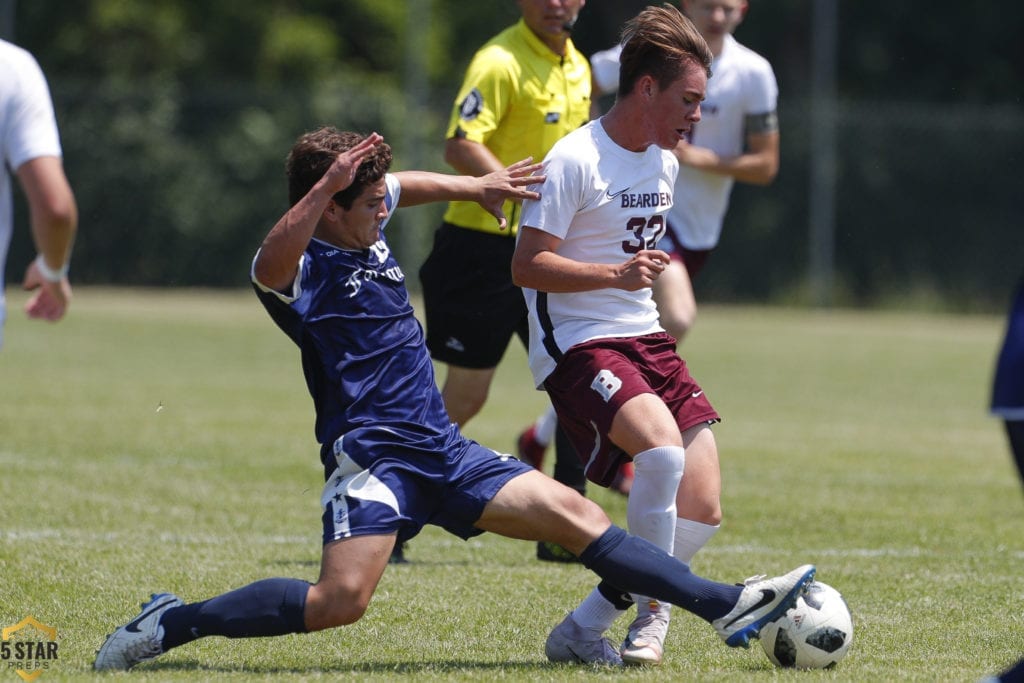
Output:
[253,174,455,476]
[992,275,1024,420]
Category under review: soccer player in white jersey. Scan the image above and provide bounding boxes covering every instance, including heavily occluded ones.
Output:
[517,0,779,508]
[513,3,749,666]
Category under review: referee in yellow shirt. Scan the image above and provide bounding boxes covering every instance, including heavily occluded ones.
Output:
[418,0,590,562]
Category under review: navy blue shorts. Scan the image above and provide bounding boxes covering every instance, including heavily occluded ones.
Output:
[320,425,533,545]
[418,222,529,368]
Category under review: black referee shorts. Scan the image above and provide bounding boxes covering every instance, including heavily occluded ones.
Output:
[418,222,529,369]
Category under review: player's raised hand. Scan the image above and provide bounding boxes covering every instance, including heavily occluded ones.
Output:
[476,157,546,230]
[615,249,670,291]
[323,132,384,194]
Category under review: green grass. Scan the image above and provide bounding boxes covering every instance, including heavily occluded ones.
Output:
[1,287,1021,682]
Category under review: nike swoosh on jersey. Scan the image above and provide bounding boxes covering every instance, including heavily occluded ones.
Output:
[605,186,631,199]
[721,588,776,629]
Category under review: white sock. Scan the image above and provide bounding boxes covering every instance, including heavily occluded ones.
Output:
[570,446,685,635]
[534,404,558,446]
[627,446,685,552]
[571,588,625,632]
[627,446,685,608]
[673,517,720,565]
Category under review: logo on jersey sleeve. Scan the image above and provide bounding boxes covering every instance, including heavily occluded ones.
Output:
[458,88,484,121]
[590,369,623,402]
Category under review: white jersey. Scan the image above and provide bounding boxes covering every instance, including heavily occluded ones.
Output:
[0,39,63,334]
[671,34,777,249]
[519,119,673,386]
[590,34,777,250]
[589,43,622,97]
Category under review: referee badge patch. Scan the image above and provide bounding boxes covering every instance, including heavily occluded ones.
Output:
[458,88,484,120]
[545,111,561,124]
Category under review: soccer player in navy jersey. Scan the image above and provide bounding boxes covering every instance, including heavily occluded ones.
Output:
[993,275,1024,488]
[95,126,814,671]
[984,274,1024,683]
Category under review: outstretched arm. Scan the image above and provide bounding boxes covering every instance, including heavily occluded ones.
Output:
[253,133,383,291]
[393,158,544,230]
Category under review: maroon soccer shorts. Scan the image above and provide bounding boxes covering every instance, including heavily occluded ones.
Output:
[543,332,720,487]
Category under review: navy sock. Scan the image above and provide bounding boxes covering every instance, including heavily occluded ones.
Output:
[160,578,309,651]
[578,525,742,623]
[597,580,635,610]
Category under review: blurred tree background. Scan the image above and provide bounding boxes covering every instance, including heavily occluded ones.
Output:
[3,0,1021,310]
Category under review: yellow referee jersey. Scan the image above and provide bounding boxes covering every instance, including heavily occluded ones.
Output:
[442,18,591,235]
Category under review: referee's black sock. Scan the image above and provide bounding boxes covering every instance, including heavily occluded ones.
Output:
[552,425,586,495]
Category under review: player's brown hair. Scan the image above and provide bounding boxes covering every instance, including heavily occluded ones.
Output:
[618,3,713,96]
[286,127,393,209]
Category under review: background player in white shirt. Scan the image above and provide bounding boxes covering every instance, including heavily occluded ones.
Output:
[0,39,77,347]
[513,4,740,666]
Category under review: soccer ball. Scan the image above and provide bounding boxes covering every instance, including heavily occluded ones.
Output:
[759,581,853,669]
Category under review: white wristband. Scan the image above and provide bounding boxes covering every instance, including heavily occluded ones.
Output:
[35,254,69,282]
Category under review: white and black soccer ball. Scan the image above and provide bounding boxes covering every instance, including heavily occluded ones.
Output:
[759,580,854,669]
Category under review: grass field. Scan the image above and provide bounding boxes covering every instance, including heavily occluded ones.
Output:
[1,287,1021,682]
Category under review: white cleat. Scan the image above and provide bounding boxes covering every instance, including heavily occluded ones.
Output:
[621,599,670,665]
[545,613,623,666]
[712,564,816,648]
[94,592,183,671]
